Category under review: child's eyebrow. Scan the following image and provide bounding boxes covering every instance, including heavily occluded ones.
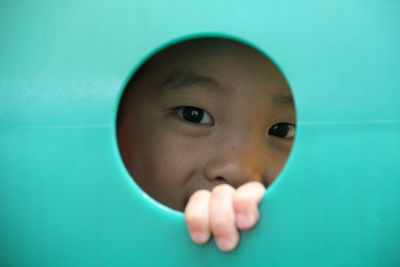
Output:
[159,69,295,106]
[272,94,294,106]
[159,70,227,93]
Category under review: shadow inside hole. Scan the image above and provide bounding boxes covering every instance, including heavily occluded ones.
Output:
[117,36,296,211]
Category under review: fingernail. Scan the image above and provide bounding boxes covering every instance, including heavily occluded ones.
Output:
[216,238,234,251]
[236,213,255,229]
[236,214,248,228]
[191,231,207,244]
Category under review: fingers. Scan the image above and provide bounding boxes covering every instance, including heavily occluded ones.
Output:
[233,181,266,230]
[210,184,238,251]
[185,182,266,252]
[185,190,212,244]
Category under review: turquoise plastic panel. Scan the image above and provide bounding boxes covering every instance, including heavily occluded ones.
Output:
[1,0,399,266]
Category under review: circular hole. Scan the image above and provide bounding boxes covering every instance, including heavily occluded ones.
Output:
[117,36,296,211]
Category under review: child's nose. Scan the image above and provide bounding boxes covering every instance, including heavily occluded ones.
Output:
[202,135,263,188]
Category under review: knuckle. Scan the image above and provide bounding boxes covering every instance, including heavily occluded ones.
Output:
[238,181,265,192]
[194,189,211,196]
[185,212,206,228]
[233,190,254,207]
[191,189,211,200]
[211,220,230,235]
[212,184,234,195]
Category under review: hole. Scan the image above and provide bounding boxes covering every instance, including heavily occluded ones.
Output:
[117,36,296,211]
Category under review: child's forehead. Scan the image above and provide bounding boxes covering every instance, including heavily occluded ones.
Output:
[145,44,282,91]
[132,38,293,105]
[152,40,270,71]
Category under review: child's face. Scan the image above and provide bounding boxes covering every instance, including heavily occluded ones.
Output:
[118,39,295,211]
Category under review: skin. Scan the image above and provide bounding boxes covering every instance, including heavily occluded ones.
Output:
[117,38,295,252]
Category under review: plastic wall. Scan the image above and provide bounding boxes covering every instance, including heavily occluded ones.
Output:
[1,0,399,266]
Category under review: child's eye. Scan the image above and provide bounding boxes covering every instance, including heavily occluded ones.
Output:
[268,123,296,139]
[174,106,214,125]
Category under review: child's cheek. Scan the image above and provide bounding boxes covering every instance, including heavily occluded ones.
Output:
[141,129,201,209]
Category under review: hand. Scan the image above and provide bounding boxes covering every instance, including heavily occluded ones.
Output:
[184,181,266,252]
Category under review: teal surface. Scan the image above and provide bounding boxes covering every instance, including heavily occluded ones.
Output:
[1,0,399,266]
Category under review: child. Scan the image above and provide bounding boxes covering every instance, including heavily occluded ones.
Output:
[117,37,296,251]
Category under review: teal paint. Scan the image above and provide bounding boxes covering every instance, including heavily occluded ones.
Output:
[1,0,399,266]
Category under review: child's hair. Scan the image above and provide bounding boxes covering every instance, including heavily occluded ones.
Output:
[124,37,267,90]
